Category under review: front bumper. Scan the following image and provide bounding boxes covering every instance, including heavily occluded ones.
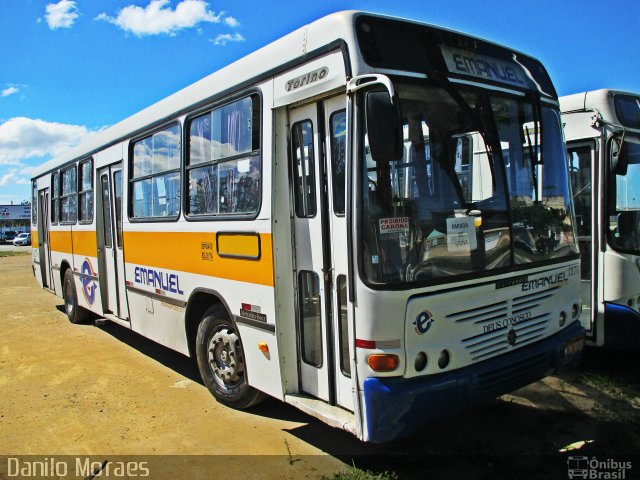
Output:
[363,320,584,443]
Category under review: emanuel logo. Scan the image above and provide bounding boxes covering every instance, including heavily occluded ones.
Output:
[134,266,184,295]
[413,310,434,335]
[80,258,97,306]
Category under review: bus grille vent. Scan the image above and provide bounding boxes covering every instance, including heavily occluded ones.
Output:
[511,286,560,313]
[447,284,560,362]
[471,350,552,401]
[446,300,508,324]
[462,312,552,361]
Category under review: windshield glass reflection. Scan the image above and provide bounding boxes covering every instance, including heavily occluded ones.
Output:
[360,81,578,286]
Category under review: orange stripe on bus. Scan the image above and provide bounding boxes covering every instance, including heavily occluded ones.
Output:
[123,231,274,287]
[31,230,38,248]
[72,230,97,257]
[50,230,73,254]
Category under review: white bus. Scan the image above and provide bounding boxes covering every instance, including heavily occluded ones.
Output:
[31,11,585,443]
[561,89,640,348]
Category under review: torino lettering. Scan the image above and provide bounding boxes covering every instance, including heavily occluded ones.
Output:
[134,267,184,295]
[285,67,329,92]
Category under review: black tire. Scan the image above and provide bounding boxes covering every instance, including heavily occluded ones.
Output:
[196,304,265,409]
[63,269,89,324]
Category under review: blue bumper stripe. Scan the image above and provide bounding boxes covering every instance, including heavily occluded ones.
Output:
[363,321,584,443]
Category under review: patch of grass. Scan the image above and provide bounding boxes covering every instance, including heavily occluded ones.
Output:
[322,466,397,480]
[0,250,30,258]
[580,371,640,432]
[581,371,640,406]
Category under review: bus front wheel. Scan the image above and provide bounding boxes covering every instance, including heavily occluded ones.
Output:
[196,305,265,409]
[63,269,89,324]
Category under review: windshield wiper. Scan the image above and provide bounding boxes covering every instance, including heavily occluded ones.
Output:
[429,72,500,198]
[528,93,543,203]
[524,123,538,203]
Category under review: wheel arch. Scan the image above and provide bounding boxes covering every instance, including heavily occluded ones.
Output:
[60,259,72,287]
[184,288,234,358]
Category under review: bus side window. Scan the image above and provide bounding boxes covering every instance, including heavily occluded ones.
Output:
[60,166,77,224]
[78,158,94,223]
[186,95,261,217]
[130,124,181,220]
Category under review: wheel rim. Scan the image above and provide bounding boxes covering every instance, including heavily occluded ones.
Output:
[207,326,244,389]
[64,278,74,316]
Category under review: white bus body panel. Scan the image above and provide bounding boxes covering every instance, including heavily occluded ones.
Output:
[404,263,581,377]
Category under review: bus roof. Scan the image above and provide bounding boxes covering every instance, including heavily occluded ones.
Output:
[32,10,552,179]
[560,88,638,113]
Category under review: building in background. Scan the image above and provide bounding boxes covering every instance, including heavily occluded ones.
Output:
[0,203,31,236]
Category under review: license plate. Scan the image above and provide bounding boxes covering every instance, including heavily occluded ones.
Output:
[564,336,585,356]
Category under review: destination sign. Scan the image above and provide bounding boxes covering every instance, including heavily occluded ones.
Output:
[441,46,531,89]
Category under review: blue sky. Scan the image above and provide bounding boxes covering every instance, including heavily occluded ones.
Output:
[1,0,638,204]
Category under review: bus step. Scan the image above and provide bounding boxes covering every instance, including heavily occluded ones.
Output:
[284,393,357,436]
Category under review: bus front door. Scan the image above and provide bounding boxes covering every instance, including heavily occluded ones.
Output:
[568,143,595,336]
[37,189,53,289]
[96,164,129,320]
[289,99,353,410]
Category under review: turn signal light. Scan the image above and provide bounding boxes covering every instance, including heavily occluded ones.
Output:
[367,354,399,372]
[258,342,269,353]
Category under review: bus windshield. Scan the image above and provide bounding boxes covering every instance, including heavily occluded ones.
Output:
[360,81,578,285]
[608,136,640,253]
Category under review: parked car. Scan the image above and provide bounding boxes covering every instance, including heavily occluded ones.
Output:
[12,233,31,246]
[1,231,18,244]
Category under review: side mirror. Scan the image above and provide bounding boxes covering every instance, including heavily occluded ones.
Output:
[365,91,403,162]
[610,137,628,176]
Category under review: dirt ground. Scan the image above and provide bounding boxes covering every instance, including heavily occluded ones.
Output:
[1,253,639,479]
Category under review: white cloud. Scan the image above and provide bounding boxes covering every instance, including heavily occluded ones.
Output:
[224,16,239,27]
[17,165,39,177]
[96,0,225,37]
[0,117,96,165]
[0,173,30,186]
[1,87,19,98]
[45,0,79,30]
[211,32,244,46]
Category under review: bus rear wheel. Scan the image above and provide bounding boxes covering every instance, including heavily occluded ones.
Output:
[196,305,265,409]
[63,269,89,324]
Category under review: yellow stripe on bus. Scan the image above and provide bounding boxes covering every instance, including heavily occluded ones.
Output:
[50,230,73,254]
[44,230,96,257]
[72,230,97,257]
[217,232,261,259]
[31,230,38,248]
[123,231,274,287]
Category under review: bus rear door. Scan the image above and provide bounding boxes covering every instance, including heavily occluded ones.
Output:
[96,163,129,320]
[37,188,53,289]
